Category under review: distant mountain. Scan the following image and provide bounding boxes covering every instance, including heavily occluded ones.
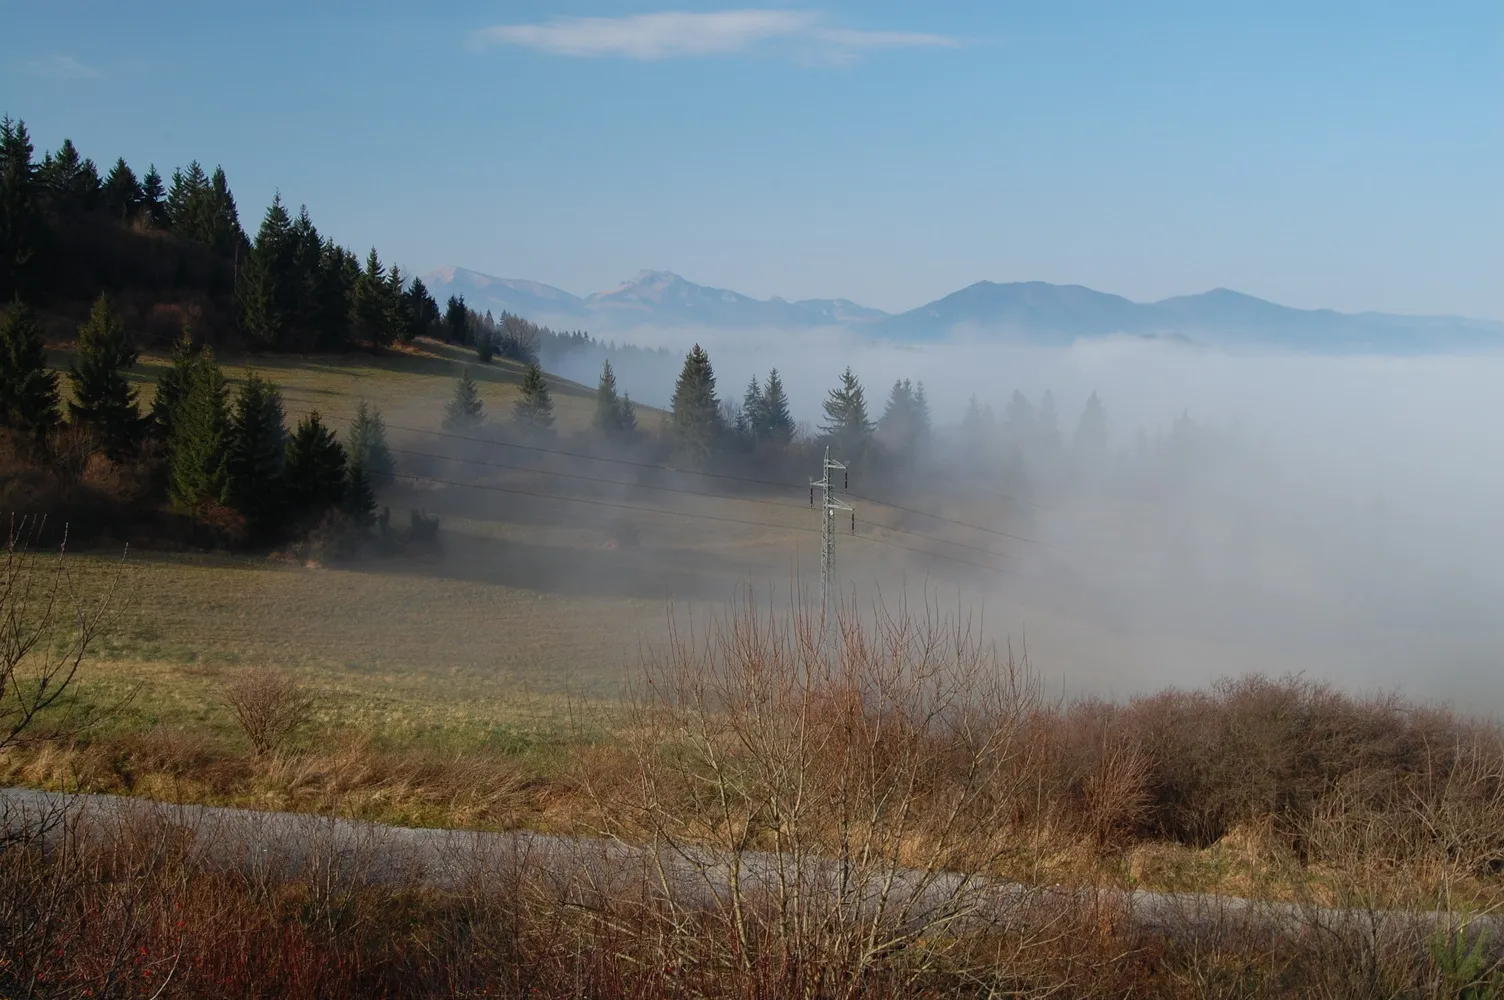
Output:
[878,283,1504,353]
[422,266,589,323]
[423,266,1504,353]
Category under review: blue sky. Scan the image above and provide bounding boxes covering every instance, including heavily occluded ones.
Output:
[4,1,1501,318]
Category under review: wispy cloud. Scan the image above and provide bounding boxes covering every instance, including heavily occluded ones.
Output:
[17,54,101,80]
[472,9,958,62]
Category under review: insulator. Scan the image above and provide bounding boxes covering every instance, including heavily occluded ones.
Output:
[843,470,849,490]
[850,511,856,534]
[809,485,814,506]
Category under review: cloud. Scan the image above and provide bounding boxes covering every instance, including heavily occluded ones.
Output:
[17,54,101,80]
[472,9,957,62]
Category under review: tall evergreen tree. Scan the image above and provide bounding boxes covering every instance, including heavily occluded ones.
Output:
[877,378,927,458]
[0,117,42,300]
[739,375,767,444]
[152,326,197,441]
[68,294,143,460]
[405,278,441,341]
[166,162,208,233]
[203,166,243,256]
[443,366,484,432]
[593,360,635,438]
[670,344,722,463]
[41,139,99,212]
[238,194,295,349]
[762,368,795,449]
[352,248,390,348]
[0,300,60,440]
[284,411,346,519]
[342,458,377,527]
[168,347,230,510]
[140,165,167,228]
[444,295,469,344]
[820,367,873,462]
[101,158,142,222]
[346,399,395,488]
[386,264,411,345]
[226,372,288,533]
[513,362,554,433]
[1072,391,1109,472]
[313,240,355,350]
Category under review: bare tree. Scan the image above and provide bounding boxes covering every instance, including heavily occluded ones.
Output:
[0,517,121,753]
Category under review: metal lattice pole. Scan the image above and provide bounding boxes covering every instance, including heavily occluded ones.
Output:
[810,446,852,652]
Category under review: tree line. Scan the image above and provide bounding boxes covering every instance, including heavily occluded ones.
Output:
[0,292,397,546]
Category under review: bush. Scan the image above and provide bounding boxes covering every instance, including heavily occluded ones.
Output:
[222,668,315,755]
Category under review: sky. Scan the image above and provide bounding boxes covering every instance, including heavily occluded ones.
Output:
[4,1,1501,318]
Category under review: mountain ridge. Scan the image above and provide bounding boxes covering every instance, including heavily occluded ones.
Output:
[421,266,1504,353]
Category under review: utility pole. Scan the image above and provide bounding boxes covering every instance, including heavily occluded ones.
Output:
[810,446,854,637]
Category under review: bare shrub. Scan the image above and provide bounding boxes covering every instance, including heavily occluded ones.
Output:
[0,516,122,753]
[580,594,1055,995]
[223,669,315,756]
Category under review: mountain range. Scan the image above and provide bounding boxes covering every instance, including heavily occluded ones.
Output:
[421,266,1504,354]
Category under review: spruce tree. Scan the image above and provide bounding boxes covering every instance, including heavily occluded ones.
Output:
[0,117,43,300]
[819,367,872,462]
[443,366,484,432]
[513,363,555,433]
[669,344,722,464]
[762,369,794,449]
[386,265,411,345]
[166,162,208,233]
[284,411,346,519]
[405,278,441,341]
[475,327,495,363]
[152,326,197,441]
[444,295,469,344]
[1072,391,1108,472]
[68,294,144,460]
[877,378,919,457]
[593,360,630,437]
[42,139,99,212]
[203,166,243,256]
[101,158,142,222]
[342,459,377,527]
[238,195,294,349]
[0,300,60,440]
[740,375,767,445]
[352,248,390,348]
[346,399,395,488]
[140,165,167,228]
[168,347,230,510]
[226,372,288,534]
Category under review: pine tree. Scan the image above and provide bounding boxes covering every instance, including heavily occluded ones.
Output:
[1003,390,1035,452]
[1072,391,1108,472]
[877,378,921,457]
[101,158,142,222]
[0,300,60,440]
[68,294,143,460]
[140,165,167,228]
[226,372,287,534]
[346,399,395,488]
[475,326,495,363]
[168,347,230,510]
[405,277,441,342]
[166,162,208,233]
[203,166,243,256]
[513,363,554,433]
[740,375,767,445]
[152,326,197,441]
[314,240,355,350]
[0,117,43,300]
[820,367,872,462]
[386,265,411,345]
[41,139,99,212]
[670,344,722,464]
[443,366,484,432]
[284,411,346,519]
[238,195,295,349]
[593,360,633,438]
[444,295,469,344]
[762,369,794,449]
[342,458,377,527]
[352,248,389,348]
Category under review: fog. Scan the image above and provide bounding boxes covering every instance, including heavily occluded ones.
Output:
[547,329,1504,709]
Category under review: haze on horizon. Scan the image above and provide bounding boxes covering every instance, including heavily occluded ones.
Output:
[4,1,1501,322]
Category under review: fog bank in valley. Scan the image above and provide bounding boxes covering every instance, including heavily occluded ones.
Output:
[549,327,1504,710]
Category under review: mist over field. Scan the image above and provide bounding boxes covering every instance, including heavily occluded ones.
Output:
[548,329,1504,709]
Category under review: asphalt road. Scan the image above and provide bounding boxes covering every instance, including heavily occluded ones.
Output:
[2,786,1495,955]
